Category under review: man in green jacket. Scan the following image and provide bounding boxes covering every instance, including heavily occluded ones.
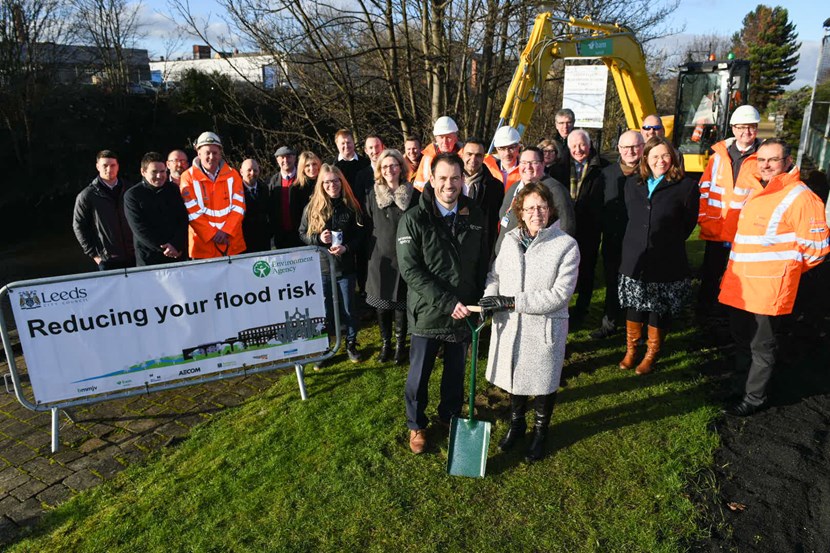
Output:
[396,152,488,454]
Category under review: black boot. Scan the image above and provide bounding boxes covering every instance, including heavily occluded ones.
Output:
[499,394,528,451]
[394,309,408,365]
[377,309,393,362]
[526,393,557,462]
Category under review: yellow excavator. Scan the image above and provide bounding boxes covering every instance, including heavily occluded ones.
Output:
[496,13,750,173]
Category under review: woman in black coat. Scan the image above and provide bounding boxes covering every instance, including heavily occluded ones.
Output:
[365,149,420,364]
[618,137,699,375]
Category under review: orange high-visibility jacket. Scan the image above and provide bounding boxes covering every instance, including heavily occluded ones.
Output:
[718,166,829,316]
[180,162,247,259]
[412,143,462,191]
[698,139,761,242]
[482,155,521,192]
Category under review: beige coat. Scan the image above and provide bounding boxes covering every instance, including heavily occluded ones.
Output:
[484,226,580,395]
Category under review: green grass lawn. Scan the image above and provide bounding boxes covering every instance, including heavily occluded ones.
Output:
[9,236,723,552]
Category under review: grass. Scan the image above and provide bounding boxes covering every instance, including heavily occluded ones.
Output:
[8,235,723,552]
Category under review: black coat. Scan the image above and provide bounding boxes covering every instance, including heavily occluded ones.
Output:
[298,196,365,276]
[599,162,636,257]
[364,183,420,302]
[467,170,505,260]
[334,155,370,193]
[72,177,135,264]
[124,179,188,266]
[242,179,272,253]
[548,134,571,184]
[268,175,313,249]
[573,152,610,241]
[396,185,488,338]
[352,164,375,211]
[620,175,700,282]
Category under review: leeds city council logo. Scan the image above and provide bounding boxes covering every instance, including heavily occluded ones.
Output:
[19,291,41,309]
[252,260,271,278]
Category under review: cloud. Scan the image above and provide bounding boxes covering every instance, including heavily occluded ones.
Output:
[135,2,236,59]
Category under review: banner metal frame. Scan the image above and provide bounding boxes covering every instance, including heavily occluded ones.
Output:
[0,246,341,451]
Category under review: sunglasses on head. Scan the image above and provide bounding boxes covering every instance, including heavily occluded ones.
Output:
[642,125,662,131]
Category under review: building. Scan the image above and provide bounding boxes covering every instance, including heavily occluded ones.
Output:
[4,42,151,85]
[149,47,289,89]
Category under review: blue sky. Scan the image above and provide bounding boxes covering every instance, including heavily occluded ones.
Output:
[138,0,826,88]
[663,0,825,88]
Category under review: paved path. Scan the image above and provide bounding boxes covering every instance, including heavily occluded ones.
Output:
[0,332,288,546]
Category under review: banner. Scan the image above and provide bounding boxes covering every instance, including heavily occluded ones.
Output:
[562,64,608,129]
[9,250,328,405]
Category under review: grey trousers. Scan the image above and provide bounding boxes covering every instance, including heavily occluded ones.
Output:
[728,307,779,406]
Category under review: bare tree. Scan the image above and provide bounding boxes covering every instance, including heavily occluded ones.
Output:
[69,0,144,88]
[166,0,682,150]
[0,0,71,173]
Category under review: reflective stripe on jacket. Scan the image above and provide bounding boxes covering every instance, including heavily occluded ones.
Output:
[718,166,830,316]
[180,162,246,258]
[698,139,760,242]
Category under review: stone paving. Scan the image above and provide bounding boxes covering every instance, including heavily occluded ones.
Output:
[0,331,288,547]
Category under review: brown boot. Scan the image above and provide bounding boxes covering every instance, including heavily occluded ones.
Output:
[635,326,665,375]
[619,320,643,370]
[409,429,427,454]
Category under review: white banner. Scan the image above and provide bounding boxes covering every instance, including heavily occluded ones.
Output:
[9,250,328,405]
[563,65,609,129]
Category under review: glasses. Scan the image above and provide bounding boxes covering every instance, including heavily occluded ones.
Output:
[641,125,662,131]
[757,157,784,164]
[322,179,341,185]
[619,144,643,150]
[732,125,757,133]
[519,160,542,166]
[380,164,400,171]
[522,205,549,214]
[542,148,556,154]
[649,154,673,162]
[496,144,518,151]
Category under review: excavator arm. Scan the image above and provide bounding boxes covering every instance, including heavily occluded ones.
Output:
[497,13,658,142]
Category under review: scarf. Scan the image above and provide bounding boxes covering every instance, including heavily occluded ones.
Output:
[374,182,414,211]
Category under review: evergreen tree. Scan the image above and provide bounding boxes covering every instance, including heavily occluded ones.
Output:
[731,5,800,112]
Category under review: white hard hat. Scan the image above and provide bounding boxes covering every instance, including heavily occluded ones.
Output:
[195,131,222,149]
[730,105,761,125]
[433,116,459,136]
[493,126,521,148]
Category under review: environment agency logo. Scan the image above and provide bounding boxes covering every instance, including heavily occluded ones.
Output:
[252,261,271,278]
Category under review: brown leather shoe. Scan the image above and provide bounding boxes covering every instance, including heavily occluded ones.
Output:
[619,320,643,370]
[409,429,427,454]
[635,325,666,375]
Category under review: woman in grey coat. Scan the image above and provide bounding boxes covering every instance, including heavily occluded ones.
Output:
[479,182,580,462]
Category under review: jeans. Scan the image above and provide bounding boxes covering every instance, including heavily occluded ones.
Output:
[322,273,358,343]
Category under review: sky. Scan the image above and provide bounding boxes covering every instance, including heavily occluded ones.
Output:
[662,0,827,88]
[138,0,827,89]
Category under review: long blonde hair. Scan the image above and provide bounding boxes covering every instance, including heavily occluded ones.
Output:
[297,151,321,188]
[305,164,363,236]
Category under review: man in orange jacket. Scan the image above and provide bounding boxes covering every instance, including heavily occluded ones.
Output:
[697,105,763,319]
[719,139,829,416]
[483,125,522,191]
[180,132,246,258]
[413,116,462,191]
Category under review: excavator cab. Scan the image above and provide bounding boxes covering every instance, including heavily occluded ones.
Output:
[673,59,750,173]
